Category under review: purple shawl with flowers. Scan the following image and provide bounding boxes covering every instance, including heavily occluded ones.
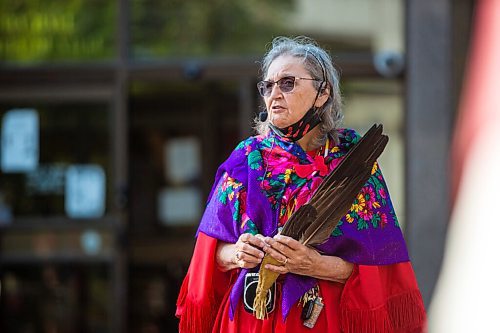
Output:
[197,128,409,320]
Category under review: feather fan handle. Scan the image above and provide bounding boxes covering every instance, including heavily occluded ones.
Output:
[253,124,388,320]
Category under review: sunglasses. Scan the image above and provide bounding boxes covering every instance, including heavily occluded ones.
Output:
[257,76,319,97]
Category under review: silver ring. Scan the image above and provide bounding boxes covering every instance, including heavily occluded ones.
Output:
[234,250,241,263]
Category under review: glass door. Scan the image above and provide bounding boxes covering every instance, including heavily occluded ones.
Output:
[127,79,251,331]
[0,88,120,332]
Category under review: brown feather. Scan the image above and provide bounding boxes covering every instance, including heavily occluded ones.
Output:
[280,204,317,240]
[281,124,388,246]
[253,124,389,319]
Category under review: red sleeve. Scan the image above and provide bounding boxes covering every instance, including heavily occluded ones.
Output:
[340,262,426,333]
[176,232,236,333]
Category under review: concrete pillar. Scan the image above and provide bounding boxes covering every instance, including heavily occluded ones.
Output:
[405,0,453,307]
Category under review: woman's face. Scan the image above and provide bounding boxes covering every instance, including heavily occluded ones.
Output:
[263,55,328,128]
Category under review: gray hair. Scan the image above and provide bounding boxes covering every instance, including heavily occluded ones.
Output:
[254,36,343,147]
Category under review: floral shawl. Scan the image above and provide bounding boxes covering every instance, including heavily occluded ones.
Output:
[197,128,410,320]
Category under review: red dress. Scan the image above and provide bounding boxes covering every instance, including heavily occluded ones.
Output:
[177,134,426,332]
[176,233,426,333]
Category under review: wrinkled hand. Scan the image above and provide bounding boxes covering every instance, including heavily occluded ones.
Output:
[231,233,268,270]
[262,235,321,276]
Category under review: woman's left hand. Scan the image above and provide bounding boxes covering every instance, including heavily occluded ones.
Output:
[263,235,320,276]
[263,235,353,283]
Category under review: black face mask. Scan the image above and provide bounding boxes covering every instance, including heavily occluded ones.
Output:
[269,106,321,142]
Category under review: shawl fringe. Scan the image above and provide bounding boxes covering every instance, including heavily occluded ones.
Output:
[388,290,426,331]
[176,232,228,333]
[340,290,426,333]
[176,273,215,333]
[177,293,220,333]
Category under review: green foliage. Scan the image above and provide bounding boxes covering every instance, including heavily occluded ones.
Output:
[131,0,293,58]
[0,0,116,62]
[0,0,293,62]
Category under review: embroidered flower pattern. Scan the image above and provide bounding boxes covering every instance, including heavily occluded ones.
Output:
[371,161,378,175]
[216,128,400,238]
[337,165,399,233]
[216,173,258,234]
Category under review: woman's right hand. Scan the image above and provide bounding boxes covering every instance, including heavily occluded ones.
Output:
[216,233,268,271]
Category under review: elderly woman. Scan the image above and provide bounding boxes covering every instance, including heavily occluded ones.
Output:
[176,36,426,333]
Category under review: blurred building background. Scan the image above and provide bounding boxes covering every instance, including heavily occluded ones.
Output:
[0,0,473,332]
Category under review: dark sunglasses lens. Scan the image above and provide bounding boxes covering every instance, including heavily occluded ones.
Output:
[257,81,273,96]
[278,77,296,93]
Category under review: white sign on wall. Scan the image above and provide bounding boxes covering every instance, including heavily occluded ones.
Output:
[65,164,106,219]
[1,108,39,173]
[164,137,201,184]
[158,187,202,226]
